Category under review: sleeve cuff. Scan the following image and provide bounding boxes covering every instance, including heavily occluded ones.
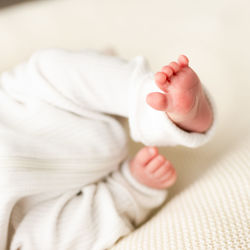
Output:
[128,57,217,148]
[121,160,168,198]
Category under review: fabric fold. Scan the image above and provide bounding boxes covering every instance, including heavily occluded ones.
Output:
[128,56,216,147]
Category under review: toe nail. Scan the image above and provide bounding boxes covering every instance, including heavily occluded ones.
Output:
[148,147,156,156]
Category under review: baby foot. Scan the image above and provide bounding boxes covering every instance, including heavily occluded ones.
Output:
[129,146,177,190]
[146,55,213,133]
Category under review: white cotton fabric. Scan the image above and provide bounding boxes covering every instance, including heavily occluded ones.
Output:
[111,138,250,250]
[0,49,215,250]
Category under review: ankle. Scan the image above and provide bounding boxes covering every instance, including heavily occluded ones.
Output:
[169,92,213,133]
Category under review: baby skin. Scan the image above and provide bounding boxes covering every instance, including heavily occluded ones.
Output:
[130,55,213,189]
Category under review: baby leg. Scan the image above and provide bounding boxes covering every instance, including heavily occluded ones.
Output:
[10,161,167,250]
[147,55,213,133]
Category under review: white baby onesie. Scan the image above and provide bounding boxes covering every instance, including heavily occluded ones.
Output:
[0,49,215,250]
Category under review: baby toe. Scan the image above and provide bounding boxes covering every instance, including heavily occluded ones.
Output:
[160,169,177,188]
[153,164,169,179]
[146,92,168,111]
[146,155,165,174]
[159,165,175,182]
[178,55,189,67]
[154,72,170,92]
[169,62,180,73]
[133,146,158,166]
[154,72,167,84]
[161,66,174,79]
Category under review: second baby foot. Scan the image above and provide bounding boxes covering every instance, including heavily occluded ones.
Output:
[129,146,177,190]
[146,55,213,133]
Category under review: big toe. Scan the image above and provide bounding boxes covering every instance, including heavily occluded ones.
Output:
[146,92,168,111]
[133,146,158,166]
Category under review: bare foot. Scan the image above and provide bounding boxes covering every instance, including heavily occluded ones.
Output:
[146,55,213,133]
[129,146,177,190]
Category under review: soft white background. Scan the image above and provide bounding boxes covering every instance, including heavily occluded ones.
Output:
[0,0,249,198]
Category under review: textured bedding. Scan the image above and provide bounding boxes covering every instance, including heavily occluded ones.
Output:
[0,0,249,249]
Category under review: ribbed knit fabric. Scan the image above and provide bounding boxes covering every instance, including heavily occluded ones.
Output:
[0,49,215,250]
[111,138,250,250]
